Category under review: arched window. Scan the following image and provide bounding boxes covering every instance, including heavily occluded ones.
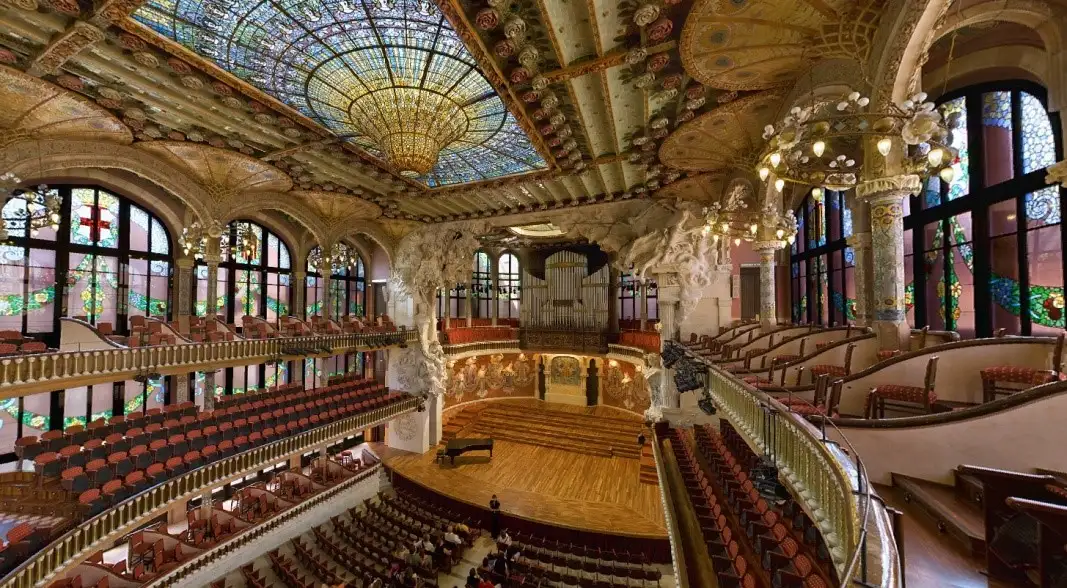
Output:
[618,274,660,327]
[497,252,521,319]
[195,221,291,325]
[0,185,172,340]
[904,82,1064,337]
[789,189,854,325]
[471,251,493,319]
[0,185,172,450]
[306,243,366,318]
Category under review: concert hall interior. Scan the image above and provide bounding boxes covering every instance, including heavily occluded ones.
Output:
[0,0,1066,586]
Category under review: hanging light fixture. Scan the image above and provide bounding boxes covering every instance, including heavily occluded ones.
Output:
[1,142,62,243]
[758,167,770,181]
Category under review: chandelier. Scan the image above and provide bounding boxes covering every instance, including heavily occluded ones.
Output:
[757,89,957,191]
[701,180,799,247]
[0,172,62,242]
[308,243,359,273]
[179,221,258,261]
[349,88,469,177]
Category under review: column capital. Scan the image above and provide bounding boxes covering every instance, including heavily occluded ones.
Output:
[856,174,922,203]
[1049,161,1067,187]
[752,240,785,253]
[176,256,195,270]
[845,232,872,249]
[202,253,222,265]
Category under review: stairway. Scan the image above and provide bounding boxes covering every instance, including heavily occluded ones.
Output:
[891,469,987,557]
[441,404,483,442]
[464,404,645,459]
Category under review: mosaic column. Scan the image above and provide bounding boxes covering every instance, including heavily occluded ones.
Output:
[292,270,306,319]
[175,256,194,317]
[491,258,499,326]
[753,241,783,329]
[203,256,220,319]
[203,370,216,410]
[845,232,872,326]
[174,373,190,404]
[858,175,921,350]
[317,259,333,321]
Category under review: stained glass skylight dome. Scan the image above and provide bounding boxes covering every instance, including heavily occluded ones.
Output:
[133,0,546,186]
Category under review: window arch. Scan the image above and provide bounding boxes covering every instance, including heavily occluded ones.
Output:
[497,252,521,319]
[306,243,366,318]
[0,185,173,450]
[904,81,1064,337]
[195,220,292,325]
[0,185,172,343]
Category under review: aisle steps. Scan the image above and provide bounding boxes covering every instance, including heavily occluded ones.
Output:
[891,471,986,557]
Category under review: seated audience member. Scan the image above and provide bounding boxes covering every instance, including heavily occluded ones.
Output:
[421,534,435,553]
[445,525,462,545]
[407,549,422,568]
[395,544,411,560]
[498,529,512,546]
[465,568,480,588]
[455,520,471,539]
[492,552,508,576]
[419,550,434,570]
[477,576,495,588]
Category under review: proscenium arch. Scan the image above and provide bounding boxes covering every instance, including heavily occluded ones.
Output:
[0,139,214,226]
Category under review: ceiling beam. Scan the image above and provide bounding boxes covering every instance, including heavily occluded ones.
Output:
[541,41,675,83]
[27,21,104,76]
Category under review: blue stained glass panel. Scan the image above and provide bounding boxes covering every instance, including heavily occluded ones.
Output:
[132,0,545,187]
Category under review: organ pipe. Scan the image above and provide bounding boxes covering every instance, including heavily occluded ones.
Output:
[520,251,609,331]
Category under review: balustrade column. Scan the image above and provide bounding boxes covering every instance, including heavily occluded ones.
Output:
[858,175,921,350]
[293,270,306,319]
[754,241,783,328]
[175,257,194,317]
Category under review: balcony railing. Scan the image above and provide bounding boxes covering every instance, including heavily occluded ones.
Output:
[700,361,900,586]
[0,329,418,398]
[0,397,417,588]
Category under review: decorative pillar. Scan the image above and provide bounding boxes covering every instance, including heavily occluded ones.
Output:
[317,260,333,321]
[203,236,222,319]
[858,175,921,350]
[608,263,619,333]
[203,370,216,410]
[845,232,872,326]
[176,256,194,317]
[639,280,649,331]
[491,256,500,327]
[465,281,473,327]
[442,285,451,330]
[654,270,681,342]
[293,270,306,319]
[753,241,783,328]
[174,373,190,404]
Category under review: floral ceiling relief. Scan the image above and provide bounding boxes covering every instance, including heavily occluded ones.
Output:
[444,353,537,407]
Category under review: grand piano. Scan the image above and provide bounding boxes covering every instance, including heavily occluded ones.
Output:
[444,438,494,464]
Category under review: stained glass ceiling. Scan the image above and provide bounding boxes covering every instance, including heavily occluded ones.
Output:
[132,0,547,187]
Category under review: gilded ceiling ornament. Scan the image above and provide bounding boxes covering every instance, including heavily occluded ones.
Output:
[167,130,186,141]
[124,107,146,121]
[277,117,294,128]
[540,124,555,136]
[549,113,565,127]
[554,149,567,158]
[548,136,561,147]
[132,51,159,68]
[510,67,531,84]
[633,135,650,146]
[503,16,527,39]
[97,97,122,109]
[46,0,80,16]
[633,3,660,27]
[494,39,516,58]
[283,128,302,139]
[98,86,123,101]
[661,74,681,90]
[211,81,233,96]
[55,74,83,91]
[166,57,192,74]
[634,72,656,89]
[625,47,647,66]
[207,137,226,148]
[541,93,560,110]
[649,117,668,129]
[475,7,500,29]
[143,126,163,139]
[651,127,669,139]
[685,85,704,100]
[254,113,275,124]
[0,49,16,64]
[647,17,674,42]
[647,53,669,72]
[557,126,572,138]
[180,75,204,89]
[186,130,204,142]
[563,139,576,151]
[221,96,244,109]
[531,75,548,91]
[685,97,706,110]
[522,90,541,103]
[532,108,546,120]
[124,117,145,131]
[518,45,540,68]
[118,33,146,52]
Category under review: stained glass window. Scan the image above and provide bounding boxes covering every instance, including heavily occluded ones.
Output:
[132,0,546,187]
[197,220,290,325]
[791,188,851,326]
[497,252,520,320]
[306,244,365,318]
[472,251,492,318]
[906,84,1063,337]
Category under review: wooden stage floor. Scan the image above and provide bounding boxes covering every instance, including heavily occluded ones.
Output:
[374,407,667,539]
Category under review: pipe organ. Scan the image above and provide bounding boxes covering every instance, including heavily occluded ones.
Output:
[520,251,609,331]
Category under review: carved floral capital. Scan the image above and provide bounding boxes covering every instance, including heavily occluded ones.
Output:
[855,174,922,203]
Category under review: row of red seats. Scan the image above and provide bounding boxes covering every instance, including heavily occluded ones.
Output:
[269,549,316,588]
[0,341,49,355]
[72,384,401,517]
[692,425,832,588]
[444,326,518,344]
[618,330,660,353]
[212,382,304,409]
[292,537,345,585]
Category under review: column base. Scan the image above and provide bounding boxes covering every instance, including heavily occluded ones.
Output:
[873,318,909,350]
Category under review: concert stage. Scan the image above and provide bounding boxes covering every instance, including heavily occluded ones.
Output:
[374,401,667,541]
